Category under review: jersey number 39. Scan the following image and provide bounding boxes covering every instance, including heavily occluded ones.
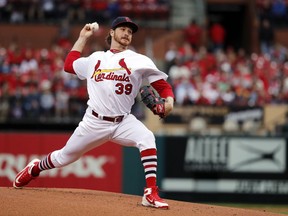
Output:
[115,83,133,95]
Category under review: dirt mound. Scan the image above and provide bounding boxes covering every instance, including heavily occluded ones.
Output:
[0,187,282,216]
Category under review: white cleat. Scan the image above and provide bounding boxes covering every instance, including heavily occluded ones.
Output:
[142,186,169,209]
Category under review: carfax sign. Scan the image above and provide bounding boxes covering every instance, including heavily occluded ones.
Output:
[0,132,122,192]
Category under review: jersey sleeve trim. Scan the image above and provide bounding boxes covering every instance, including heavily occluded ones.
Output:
[64,51,81,74]
[151,79,175,99]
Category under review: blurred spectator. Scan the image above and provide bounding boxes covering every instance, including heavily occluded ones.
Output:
[19,48,38,75]
[27,0,43,22]
[67,0,85,23]
[56,19,72,49]
[259,18,274,55]
[271,0,287,26]
[174,77,200,105]
[54,85,69,121]
[256,0,272,21]
[0,81,10,121]
[177,41,194,64]
[0,0,8,21]
[183,19,203,50]
[9,2,25,23]
[209,21,226,52]
[0,47,9,74]
[10,86,24,119]
[220,85,236,105]
[164,41,178,74]
[39,79,55,120]
[40,0,56,22]
[56,1,69,21]
[196,46,217,79]
[282,61,288,97]
[201,79,221,105]
[107,0,120,22]
[82,0,97,23]
[88,0,109,24]
[22,83,40,118]
[168,57,191,86]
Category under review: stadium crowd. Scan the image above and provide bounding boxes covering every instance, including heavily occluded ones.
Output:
[0,0,170,24]
[1,0,288,123]
[165,42,288,107]
[1,34,288,122]
[256,0,288,28]
[0,40,88,122]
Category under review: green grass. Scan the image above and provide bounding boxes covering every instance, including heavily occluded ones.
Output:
[210,203,288,215]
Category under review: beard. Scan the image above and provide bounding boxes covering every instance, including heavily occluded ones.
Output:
[114,34,131,47]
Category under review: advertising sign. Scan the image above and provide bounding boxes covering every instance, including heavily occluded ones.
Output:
[162,136,288,202]
[0,132,122,192]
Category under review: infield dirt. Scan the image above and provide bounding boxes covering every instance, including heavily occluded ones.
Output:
[0,187,284,216]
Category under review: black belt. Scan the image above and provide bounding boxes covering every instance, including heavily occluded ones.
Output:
[92,110,124,123]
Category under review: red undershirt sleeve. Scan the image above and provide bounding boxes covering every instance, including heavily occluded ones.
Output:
[151,79,175,99]
[64,51,81,74]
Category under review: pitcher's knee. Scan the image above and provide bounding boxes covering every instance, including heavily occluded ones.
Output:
[51,150,80,168]
[137,132,156,151]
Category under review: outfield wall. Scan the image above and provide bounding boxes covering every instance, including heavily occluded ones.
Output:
[161,135,288,204]
[1,132,288,203]
[0,132,123,192]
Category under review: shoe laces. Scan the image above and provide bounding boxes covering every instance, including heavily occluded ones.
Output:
[19,168,33,182]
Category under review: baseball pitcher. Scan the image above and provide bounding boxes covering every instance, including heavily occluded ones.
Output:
[13,16,174,209]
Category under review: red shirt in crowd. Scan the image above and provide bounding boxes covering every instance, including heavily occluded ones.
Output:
[210,23,226,44]
[184,21,202,48]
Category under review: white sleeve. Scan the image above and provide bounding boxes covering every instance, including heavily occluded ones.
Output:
[72,57,89,80]
[140,56,168,83]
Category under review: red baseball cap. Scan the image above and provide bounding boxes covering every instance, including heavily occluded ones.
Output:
[111,16,138,33]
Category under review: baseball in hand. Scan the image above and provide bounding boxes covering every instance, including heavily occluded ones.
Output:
[91,22,99,32]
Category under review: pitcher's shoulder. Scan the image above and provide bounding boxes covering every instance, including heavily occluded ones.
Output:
[126,50,151,60]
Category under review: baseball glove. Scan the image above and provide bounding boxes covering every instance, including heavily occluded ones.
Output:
[140,85,166,118]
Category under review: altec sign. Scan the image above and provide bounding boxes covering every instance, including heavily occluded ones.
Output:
[0,133,122,192]
[162,136,288,194]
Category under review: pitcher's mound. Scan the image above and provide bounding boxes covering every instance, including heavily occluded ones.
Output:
[0,187,282,216]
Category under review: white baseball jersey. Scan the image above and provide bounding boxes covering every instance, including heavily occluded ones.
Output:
[73,49,168,116]
[50,49,168,168]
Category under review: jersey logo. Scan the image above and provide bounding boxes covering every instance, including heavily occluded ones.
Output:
[90,59,132,82]
[119,58,131,75]
[90,60,101,79]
